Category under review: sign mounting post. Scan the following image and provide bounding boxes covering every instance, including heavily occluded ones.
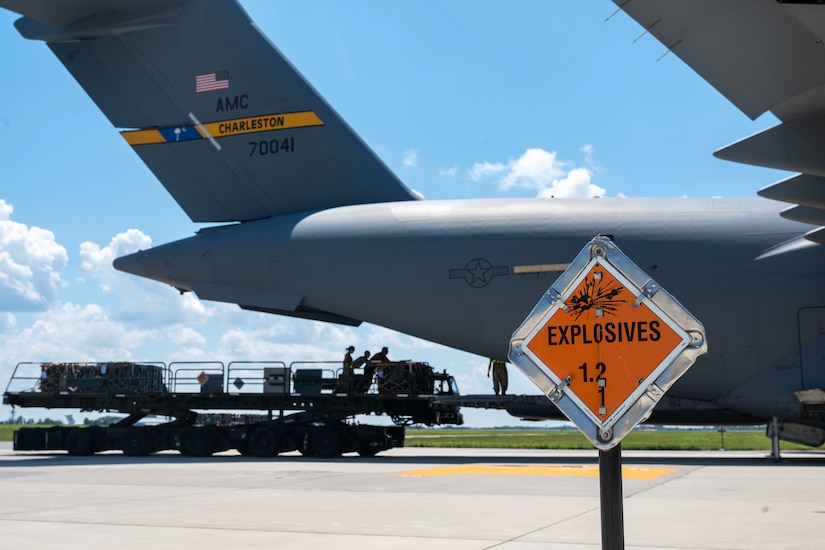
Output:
[508,236,706,549]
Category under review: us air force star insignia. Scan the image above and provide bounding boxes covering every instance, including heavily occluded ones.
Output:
[449,258,509,288]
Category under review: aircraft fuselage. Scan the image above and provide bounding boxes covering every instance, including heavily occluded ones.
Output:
[115,196,825,425]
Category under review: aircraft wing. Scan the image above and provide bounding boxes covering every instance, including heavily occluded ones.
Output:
[614,0,825,245]
[0,0,417,222]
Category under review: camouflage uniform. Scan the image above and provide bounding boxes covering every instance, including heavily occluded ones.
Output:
[488,359,508,395]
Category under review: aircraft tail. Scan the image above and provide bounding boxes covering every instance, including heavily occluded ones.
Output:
[2,0,416,222]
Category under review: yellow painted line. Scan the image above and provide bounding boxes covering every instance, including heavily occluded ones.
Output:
[396,464,674,480]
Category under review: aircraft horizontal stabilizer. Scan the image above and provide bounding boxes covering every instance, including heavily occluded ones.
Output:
[758,174,825,210]
[616,0,825,244]
[0,0,184,36]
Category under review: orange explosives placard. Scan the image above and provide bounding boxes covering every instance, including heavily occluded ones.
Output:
[525,263,685,421]
[509,236,706,450]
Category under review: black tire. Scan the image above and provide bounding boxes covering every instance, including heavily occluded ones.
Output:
[236,437,252,456]
[65,429,95,456]
[311,427,341,458]
[122,428,152,456]
[357,447,380,457]
[248,427,279,458]
[181,428,215,457]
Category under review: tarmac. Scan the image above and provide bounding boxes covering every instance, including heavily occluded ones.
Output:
[0,442,823,549]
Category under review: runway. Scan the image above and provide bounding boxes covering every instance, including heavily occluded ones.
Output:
[0,443,823,549]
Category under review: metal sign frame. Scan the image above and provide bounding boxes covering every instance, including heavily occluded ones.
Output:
[509,236,707,450]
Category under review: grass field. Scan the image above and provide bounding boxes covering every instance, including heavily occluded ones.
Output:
[0,424,811,451]
[0,425,51,442]
[404,428,810,451]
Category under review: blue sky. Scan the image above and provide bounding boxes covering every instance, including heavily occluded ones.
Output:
[0,1,783,426]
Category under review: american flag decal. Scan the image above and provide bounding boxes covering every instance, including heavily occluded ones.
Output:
[196,71,229,93]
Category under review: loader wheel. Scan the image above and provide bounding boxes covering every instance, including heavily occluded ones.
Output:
[311,427,341,458]
[357,447,380,458]
[65,429,95,456]
[122,428,152,456]
[182,428,215,457]
[248,427,279,458]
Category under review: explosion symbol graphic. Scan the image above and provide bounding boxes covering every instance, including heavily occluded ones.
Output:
[565,271,627,321]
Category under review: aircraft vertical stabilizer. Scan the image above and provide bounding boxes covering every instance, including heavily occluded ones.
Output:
[2,0,416,222]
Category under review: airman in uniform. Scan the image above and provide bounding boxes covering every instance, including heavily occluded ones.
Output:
[488,358,508,395]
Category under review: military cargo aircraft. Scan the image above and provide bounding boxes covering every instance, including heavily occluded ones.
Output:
[1,0,823,442]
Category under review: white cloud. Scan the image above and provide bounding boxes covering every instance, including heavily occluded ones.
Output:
[500,148,566,191]
[0,199,68,311]
[470,147,607,198]
[0,312,16,333]
[469,160,507,181]
[4,302,160,362]
[537,167,606,198]
[438,166,459,177]
[170,326,207,348]
[79,229,211,326]
[80,229,151,292]
[403,149,418,167]
[215,322,339,362]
